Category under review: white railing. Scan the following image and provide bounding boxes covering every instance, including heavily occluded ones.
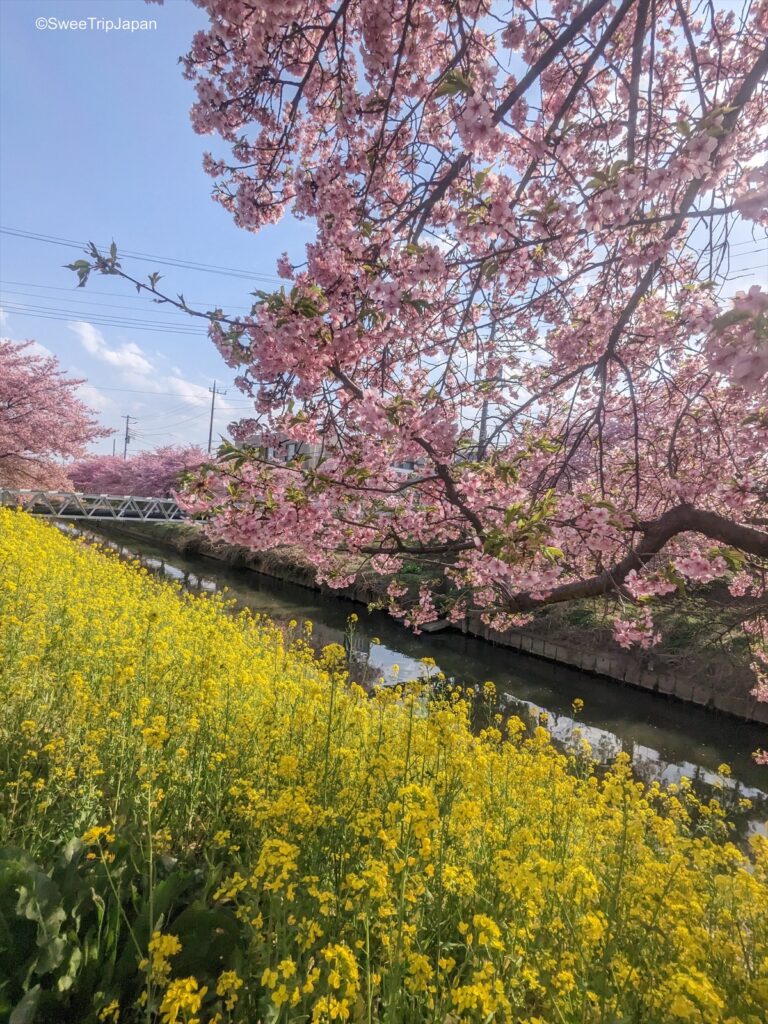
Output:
[0,489,186,522]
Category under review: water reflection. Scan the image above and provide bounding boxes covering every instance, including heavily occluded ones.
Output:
[75,526,768,832]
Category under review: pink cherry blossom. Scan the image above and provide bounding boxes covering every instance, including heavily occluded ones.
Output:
[70,445,206,497]
[77,1,768,716]
[0,339,110,488]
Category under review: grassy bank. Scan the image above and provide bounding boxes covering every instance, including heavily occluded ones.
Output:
[98,521,757,704]
[1,510,767,1023]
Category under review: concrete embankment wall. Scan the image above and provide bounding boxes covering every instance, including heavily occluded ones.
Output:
[92,523,768,726]
[459,611,768,725]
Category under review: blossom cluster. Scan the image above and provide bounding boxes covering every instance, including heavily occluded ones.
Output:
[121,0,768,679]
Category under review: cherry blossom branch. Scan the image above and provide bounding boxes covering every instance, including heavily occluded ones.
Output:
[507,506,768,612]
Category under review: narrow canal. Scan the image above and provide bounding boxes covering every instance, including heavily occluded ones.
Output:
[80,526,768,837]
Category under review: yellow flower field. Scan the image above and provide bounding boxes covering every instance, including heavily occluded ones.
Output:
[0,509,767,1023]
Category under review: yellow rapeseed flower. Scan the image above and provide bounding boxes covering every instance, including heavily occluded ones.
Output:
[1,510,767,1024]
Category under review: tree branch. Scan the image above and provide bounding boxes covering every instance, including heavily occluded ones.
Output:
[507,505,768,611]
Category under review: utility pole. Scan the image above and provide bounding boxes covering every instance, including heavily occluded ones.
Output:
[207,380,228,454]
[122,415,136,460]
[477,396,490,460]
[477,312,498,461]
[112,438,116,457]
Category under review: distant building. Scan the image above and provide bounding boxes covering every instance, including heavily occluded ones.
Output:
[244,431,325,469]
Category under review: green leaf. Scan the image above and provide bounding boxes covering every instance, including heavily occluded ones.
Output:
[542,546,564,562]
[434,70,473,97]
[55,945,82,992]
[170,903,241,978]
[402,296,431,314]
[10,986,41,1024]
[719,548,746,571]
[65,260,92,288]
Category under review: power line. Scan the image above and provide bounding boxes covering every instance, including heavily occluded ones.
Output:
[72,382,255,406]
[129,392,237,443]
[134,430,201,440]
[0,298,210,329]
[5,223,764,263]
[138,410,211,432]
[4,226,762,297]
[724,235,768,251]
[0,278,256,311]
[0,308,207,336]
[0,287,212,318]
[724,270,764,281]
[0,302,209,336]
[137,397,223,423]
[139,398,208,420]
[1,226,283,283]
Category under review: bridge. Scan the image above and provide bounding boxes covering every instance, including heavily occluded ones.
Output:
[0,489,186,523]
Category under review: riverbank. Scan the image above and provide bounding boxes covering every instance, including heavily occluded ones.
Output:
[88,521,768,726]
[3,510,768,1024]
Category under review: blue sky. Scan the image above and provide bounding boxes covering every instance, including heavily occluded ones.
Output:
[0,0,313,453]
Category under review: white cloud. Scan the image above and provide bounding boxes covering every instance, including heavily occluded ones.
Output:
[77,382,113,414]
[153,375,210,407]
[54,319,241,454]
[69,321,154,376]
[0,307,8,327]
